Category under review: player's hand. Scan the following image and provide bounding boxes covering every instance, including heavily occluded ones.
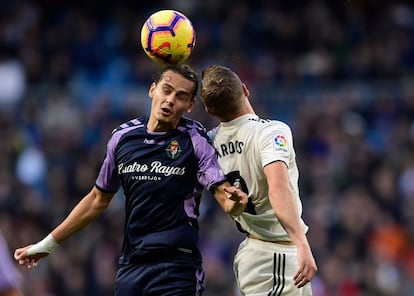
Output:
[293,245,318,288]
[14,245,49,269]
[223,186,248,216]
[224,186,247,202]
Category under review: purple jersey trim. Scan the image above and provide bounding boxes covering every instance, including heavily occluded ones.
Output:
[184,193,198,220]
[0,232,21,289]
[95,124,144,192]
[186,127,226,190]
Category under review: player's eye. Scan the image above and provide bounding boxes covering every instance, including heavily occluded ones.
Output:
[176,92,190,102]
[162,86,172,95]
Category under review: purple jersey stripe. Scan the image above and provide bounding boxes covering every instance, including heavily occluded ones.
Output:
[187,127,226,190]
[95,124,143,192]
[0,232,21,289]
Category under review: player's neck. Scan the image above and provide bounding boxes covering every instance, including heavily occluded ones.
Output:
[222,106,255,122]
[147,118,178,132]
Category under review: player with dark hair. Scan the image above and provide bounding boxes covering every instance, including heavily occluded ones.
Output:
[14,64,247,295]
[200,65,317,295]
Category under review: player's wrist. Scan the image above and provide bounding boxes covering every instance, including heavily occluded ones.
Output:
[229,203,245,217]
[26,233,59,256]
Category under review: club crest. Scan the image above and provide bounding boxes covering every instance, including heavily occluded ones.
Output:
[166,140,182,159]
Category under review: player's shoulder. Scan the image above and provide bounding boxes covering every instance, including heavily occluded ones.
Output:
[111,117,146,135]
[251,116,291,133]
[178,116,208,137]
[207,125,220,141]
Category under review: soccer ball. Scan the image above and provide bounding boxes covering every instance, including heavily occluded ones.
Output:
[140,10,196,64]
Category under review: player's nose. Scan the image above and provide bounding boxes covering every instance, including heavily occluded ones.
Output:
[165,95,175,106]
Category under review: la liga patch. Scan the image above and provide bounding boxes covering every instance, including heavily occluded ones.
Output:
[274,134,287,147]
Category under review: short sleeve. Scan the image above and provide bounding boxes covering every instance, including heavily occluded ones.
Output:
[95,132,122,193]
[257,122,293,168]
[188,128,226,191]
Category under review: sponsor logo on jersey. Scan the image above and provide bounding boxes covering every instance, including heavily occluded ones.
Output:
[118,161,185,176]
[274,134,288,152]
[274,134,287,147]
[143,138,165,145]
[166,140,182,159]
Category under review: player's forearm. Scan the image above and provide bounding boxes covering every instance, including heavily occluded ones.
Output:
[51,187,112,243]
[278,217,310,248]
[269,190,309,247]
[18,189,114,266]
[25,190,106,256]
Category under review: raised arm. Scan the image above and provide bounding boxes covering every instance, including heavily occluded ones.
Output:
[14,186,115,269]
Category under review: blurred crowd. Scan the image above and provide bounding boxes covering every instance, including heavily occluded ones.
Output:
[1,0,414,295]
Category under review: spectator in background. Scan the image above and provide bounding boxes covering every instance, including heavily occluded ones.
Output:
[0,44,26,110]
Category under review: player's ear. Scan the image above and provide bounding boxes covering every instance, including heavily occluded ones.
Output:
[242,83,249,97]
[186,98,196,112]
[148,82,156,98]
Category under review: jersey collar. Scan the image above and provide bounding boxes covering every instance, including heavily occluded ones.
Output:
[221,114,259,128]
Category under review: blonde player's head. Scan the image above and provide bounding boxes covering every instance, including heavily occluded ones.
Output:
[200,65,250,121]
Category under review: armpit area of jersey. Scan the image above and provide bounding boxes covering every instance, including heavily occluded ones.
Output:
[94,183,118,194]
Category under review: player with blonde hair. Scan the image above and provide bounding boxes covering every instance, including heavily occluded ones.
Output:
[201,65,317,295]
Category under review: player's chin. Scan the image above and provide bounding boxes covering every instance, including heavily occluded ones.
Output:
[157,116,179,129]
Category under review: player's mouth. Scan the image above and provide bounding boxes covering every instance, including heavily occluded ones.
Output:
[160,107,172,116]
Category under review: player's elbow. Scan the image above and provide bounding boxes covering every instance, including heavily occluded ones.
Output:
[91,187,114,211]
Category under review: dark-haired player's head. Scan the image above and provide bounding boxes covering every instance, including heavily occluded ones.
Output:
[148,64,199,131]
[153,64,199,100]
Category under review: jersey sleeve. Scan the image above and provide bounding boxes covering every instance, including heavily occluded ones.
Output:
[257,121,293,168]
[95,130,122,193]
[189,128,226,191]
[0,232,21,290]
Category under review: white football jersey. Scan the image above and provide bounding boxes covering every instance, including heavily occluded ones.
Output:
[208,114,308,241]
